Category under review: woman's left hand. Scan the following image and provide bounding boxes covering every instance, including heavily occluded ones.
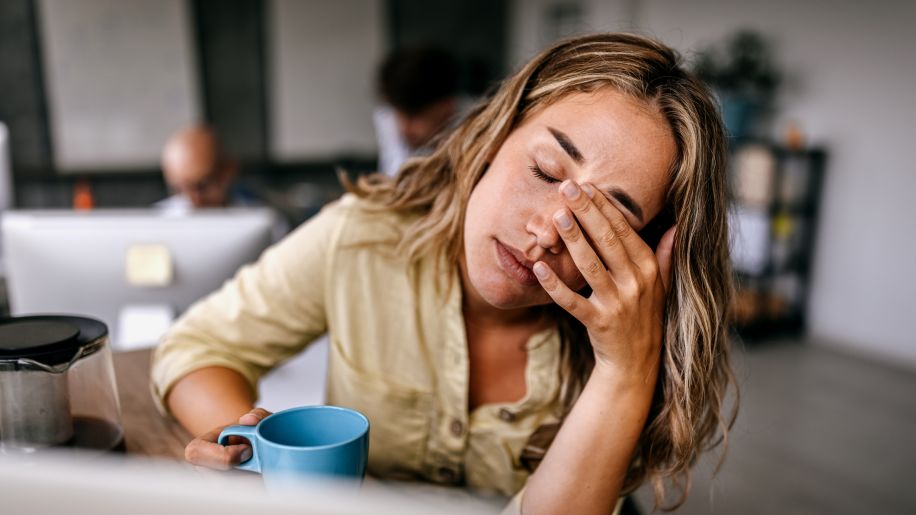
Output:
[532,180,676,383]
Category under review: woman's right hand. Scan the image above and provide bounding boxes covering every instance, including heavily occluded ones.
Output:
[183,407,272,470]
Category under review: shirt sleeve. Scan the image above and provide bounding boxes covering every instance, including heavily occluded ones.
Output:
[373,105,411,177]
[150,199,349,416]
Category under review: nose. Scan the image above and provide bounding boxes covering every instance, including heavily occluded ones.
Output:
[526,211,564,255]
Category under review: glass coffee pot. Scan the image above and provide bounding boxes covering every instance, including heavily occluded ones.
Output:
[0,315,124,455]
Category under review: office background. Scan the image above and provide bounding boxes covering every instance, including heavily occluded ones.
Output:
[1,1,914,513]
[2,0,913,369]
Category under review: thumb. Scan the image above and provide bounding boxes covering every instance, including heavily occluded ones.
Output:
[655,225,677,294]
[238,407,272,426]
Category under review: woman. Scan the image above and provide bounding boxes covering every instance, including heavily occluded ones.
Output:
[152,33,736,514]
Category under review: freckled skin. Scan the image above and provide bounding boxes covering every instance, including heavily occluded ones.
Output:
[461,88,676,313]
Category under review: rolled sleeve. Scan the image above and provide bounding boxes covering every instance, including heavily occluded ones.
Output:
[150,198,351,416]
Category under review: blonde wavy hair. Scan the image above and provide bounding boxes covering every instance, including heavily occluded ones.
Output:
[346,33,737,510]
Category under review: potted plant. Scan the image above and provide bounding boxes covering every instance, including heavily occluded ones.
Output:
[693,30,782,139]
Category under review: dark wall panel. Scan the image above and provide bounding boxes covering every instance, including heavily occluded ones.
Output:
[0,0,52,171]
[388,0,508,95]
[193,0,268,162]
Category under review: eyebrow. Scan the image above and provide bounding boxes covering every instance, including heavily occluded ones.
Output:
[548,127,584,164]
[547,126,645,223]
[608,187,644,223]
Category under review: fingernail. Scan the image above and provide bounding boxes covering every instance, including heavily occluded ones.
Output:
[561,180,580,200]
[580,184,595,198]
[240,447,252,462]
[554,210,573,230]
[533,262,549,279]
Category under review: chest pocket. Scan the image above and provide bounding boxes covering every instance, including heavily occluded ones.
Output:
[325,345,433,479]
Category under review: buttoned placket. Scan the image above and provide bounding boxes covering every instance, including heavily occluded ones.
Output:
[424,269,471,485]
[498,407,516,422]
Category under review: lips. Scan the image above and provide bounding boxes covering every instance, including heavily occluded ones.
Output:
[495,240,539,286]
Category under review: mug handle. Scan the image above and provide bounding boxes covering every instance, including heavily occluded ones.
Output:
[218,425,261,473]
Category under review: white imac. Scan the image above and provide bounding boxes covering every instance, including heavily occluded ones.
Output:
[1,208,276,349]
[0,122,13,275]
[0,122,12,211]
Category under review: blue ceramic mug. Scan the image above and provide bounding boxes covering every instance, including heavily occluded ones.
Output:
[218,405,370,488]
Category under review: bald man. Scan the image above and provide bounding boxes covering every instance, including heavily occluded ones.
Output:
[157,125,251,212]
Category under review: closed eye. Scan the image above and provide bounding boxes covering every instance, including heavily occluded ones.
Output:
[529,164,560,184]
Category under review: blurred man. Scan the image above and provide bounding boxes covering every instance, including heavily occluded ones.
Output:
[374,47,461,176]
[157,125,292,241]
[157,125,253,212]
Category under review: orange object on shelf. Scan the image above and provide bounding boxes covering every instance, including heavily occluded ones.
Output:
[730,288,760,325]
[785,121,805,151]
[73,179,95,210]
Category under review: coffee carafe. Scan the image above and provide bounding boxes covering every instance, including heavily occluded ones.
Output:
[0,315,124,454]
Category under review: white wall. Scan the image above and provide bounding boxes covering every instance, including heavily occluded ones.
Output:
[267,0,384,161]
[510,0,916,367]
[38,0,200,171]
[36,0,385,168]
[508,0,638,68]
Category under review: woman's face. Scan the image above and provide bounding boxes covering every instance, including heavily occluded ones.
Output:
[462,88,677,311]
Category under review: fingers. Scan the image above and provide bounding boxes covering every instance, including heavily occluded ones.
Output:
[186,426,251,470]
[655,225,677,294]
[551,205,616,297]
[238,407,272,426]
[578,182,665,290]
[558,181,651,304]
[579,182,657,270]
[184,407,271,470]
[533,261,595,324]
[559,181,635,287]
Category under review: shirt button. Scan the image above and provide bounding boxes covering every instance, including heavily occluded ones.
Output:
[498,408,516,422]
[437,466,458,483]
[449,419,464,437]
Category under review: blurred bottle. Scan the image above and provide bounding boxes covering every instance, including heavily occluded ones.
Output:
[732,144,776,208]
[73,178,95,210]
[770,212,795,270]
[785,120,805,151]
[780,155,810,207]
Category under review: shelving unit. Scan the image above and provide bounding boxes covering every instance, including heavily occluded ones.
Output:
[728,142,826,339]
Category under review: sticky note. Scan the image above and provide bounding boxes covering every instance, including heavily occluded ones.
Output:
[125,244,173,287]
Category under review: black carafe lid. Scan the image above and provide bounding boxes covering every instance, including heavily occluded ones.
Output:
[0,315,108,367]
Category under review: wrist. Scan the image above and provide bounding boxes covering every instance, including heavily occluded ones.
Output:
[590,359,659,395]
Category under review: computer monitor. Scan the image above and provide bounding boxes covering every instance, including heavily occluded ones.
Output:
[0,122,12,276]
[2,208,276,349]
[0,122,12,211]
